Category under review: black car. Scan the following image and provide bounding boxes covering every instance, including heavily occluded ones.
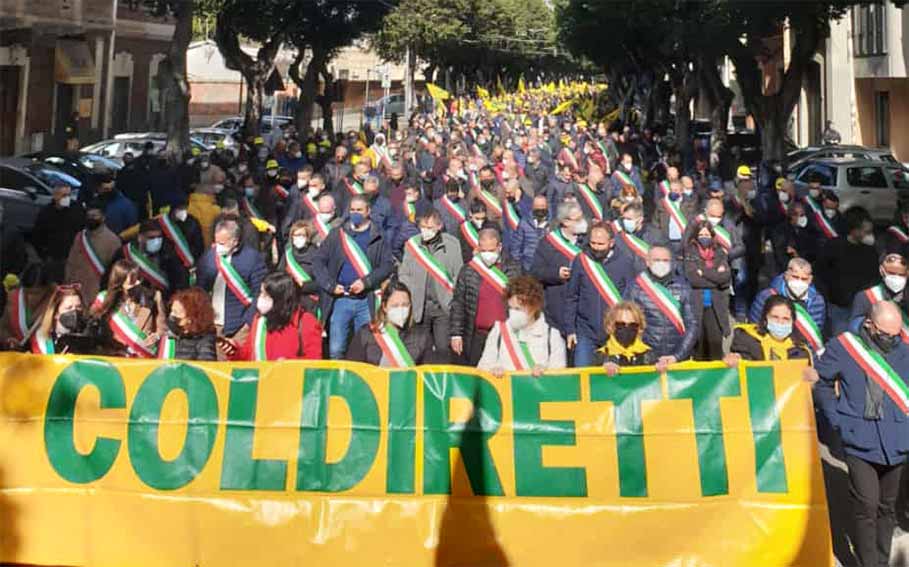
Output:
[21,151,121,202]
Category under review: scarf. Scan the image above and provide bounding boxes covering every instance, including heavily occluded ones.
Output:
[600,335,650,360]
[696,244,716,269]
[861,326,886,420]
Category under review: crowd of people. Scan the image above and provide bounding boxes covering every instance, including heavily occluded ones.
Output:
[4,83,909,566]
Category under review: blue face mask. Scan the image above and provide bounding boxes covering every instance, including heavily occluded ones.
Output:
[697,236,713,248]
[145,237,163,254]
[244,186,256,198]
[767,320,792,340]
[349,212,365,227]
[668,192,681,202]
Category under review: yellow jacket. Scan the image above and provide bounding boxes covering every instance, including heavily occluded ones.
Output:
[187,193,222,248]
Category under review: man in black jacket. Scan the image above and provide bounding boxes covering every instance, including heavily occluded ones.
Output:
[32,182,85,283]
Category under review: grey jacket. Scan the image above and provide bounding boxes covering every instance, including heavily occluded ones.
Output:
[398,233,464,323]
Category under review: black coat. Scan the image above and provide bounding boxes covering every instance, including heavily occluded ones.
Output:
[31,203,86,261]
[530,230,583,334]
[683,243,733,336]
[173,333,217,361]
[346,324,433,365]
[449,257,522,357]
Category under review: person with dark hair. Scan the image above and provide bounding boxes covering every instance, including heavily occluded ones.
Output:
[161,195,205,268]
[95,173,138,235]
[457,200,496,263]
[218,198,261,252]
[848,253,909,335]
[0,264,56,349]
[477,274,567,375]
[815,206,880,335]
[91,259,166,358]
[684,218,732,360]
[162,287,217,361]
[884,201,909,259]
[31,182,85,282]
[107,219,187,294]
[277,220,320,314]
[65,202,122,308]
[220,272,322,361]
[346,281,432,366]
[29,285,94,355]
[436,176,468,236]
[725,295,811,364]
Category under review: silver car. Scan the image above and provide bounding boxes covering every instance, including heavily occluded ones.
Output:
[792,158,909,222]
[787,144,902,172]
[82,133,208,164]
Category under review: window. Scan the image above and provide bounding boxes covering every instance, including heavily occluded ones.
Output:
[847,166,888,188]
[798,165,837,187]
[853,4,887,56]
[875,91,890,147]
[889,168,909,190]
[0,166,35,191]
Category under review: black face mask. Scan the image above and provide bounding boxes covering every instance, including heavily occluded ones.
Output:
[58,310,84,333]
[167,315,183,336]
[532,209,548,222]
[613,324,639,347]
[480,179,495,190]
[873,330,901,353]
[589,246,611,261]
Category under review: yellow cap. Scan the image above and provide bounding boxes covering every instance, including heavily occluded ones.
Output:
[775,177,785,190]
[306,142,317,154]
[254,137,264,145]
[191,147,201,156]
[736,165,752,179]
[577,120,588,128]
[266,159,279,170]
[3,274,19,292]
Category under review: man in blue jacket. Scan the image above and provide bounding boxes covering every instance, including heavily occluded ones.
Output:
[749,258,826,334]
[807,301,909,567]
[511,195,550,272]
[564,222,635,367]
[624,246,699,370]
[197,217,268,356]
[313,194,394,359]
[95,173,138,235]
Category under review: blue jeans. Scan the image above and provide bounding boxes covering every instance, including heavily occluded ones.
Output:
[329,296,372,359]
[573,334,600,368]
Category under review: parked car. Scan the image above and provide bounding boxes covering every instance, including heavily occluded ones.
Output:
[792,158,909,223]
[786,144,901,172]
[0,161,58,237]
[364,93,404,119]
[21,151,120,200]
[209,115,293,134]
[190,128,237,151]
[81,133,207,164]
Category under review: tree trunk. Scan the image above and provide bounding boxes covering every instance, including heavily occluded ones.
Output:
[318,64,334,137]
[159,0,192,162]
[757,102,787,165]
[246,76,265,138]
[291,45,328,135]
[671,66,698,170]
[698,57,734,173]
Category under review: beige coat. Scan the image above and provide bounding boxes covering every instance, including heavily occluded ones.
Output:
[64,227,121,305]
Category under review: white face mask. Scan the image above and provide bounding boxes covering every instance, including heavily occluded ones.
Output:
[472,218,485,229]
[215,243,232,256]
[809,188,820,199]
[707,215,722,227]
[862,234,876,246]
[746,190,757,200]
[212,184,224,193]
[238,164,248,172]
[297,179,308,188]
[58,196,71,208]
[256,295,273,315]
[824,208,837,219]
[292,235,307,249]
[778,192,790,204]
[175,209,188,222]
[787,278,810,298]
[420,228,438,242]
[650,260,672,279]
[308,187,321,198]
[622,218,639,233]
[479,251,499,266]
[573,219,589,235]
[386,306,410,328]
[508,308,531,331]
[884,274,908,294]
[796,216,808,228]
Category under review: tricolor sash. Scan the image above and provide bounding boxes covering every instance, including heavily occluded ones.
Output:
[861,285,909,344]
[404,236,454,293]
[838,332,909,413]
[636,273,685,334]
[469,256,508,295]
[302,194,320,217]
[889,226,909,244]
[578,254,622,307]
[372,324,415,367]
[476,188,503,216]
[558,147,579,172]
[158,214,194,269]
[284,246,312,286]
[694,216,733,250]
[339,230,372,279]
[123,243,169,290]
[794,303,823,352]
[546,230,581,262]
[252,315,268,361]
[215,254,254,307]
[243,197,264,221]
[77,230,105,277]
[613,170,635,189]
[91,290,108,311]
[8,288,30,342]
[497,320,535,371]
[657,180,670,197]
[440,196,467,223]
[460,221,480,250]
[503,199,521,231]
[157,336,176,360]
[109,311,156,358]
[30,332,54,355]
[313,216,332,240]
[576,184,604,220]
[803,196,838,238]
[273,184,289,200]
[343,178,364,196]
[660,197,688,232]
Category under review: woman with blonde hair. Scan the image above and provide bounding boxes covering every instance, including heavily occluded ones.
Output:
[30,285,88,354]
[595,300,657,375]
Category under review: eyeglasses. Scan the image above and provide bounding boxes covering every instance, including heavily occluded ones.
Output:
[613,322,639,330]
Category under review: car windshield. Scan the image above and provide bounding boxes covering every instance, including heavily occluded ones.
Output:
[26,165,81,188]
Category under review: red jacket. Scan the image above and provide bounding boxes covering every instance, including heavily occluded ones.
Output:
[233,309,323,361]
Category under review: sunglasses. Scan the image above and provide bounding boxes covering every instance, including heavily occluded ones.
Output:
[614,322,639,330]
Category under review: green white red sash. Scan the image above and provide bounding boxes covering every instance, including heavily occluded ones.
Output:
[578,254,622,307]
[157,336,176,360]
[546,230,581,262]
[660,197,688,232]
[30,332,54,355]
[794,303,823,351]
[314,216,331,240]
[343,178,364,196]
[503,199,521,231]
[558,147,579,172]
[109,311,156,358]
[404,235,454,293]
[372,323,415,367]
[497,321,535,370]
[77,230,105,277]
[440,196,466,223]
[862,285,909,344]
[215,254,253,307]
[889,226,909,243]
[576,184,604,220]
[339,230,372,279]
[158,214,194,268]
[460,221,479,249]
[611,220,624,234]
[284,246,312,286]
[636,273,685,334]
[402,201,416,222]
[91,290,108,311]
[613,170,635,189]
[476,188,503,216]
[243,197,264,221]
[302,193,320,217]
[8,288,30,342]
[273,183,289,200]
[123,243,169,290]
[803,196,838,238]
[657,180,670,197]
[469,256,508,295]
[838,332,909,413]
[252,315,268,361]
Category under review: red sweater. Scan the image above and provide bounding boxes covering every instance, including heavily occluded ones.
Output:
[233,310,323,361]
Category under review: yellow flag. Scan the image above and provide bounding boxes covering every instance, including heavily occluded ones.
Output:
[496,75,505,96]
[550,99,574,116]
[545,82,556,93]
[476,86,490,100]
[518,77,526,93]
[604,108,620,122]
[426,83,450,101]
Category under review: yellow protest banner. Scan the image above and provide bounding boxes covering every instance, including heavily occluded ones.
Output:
[550,99,574,116]
[0,355,832,566]
[426,82,450,101]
